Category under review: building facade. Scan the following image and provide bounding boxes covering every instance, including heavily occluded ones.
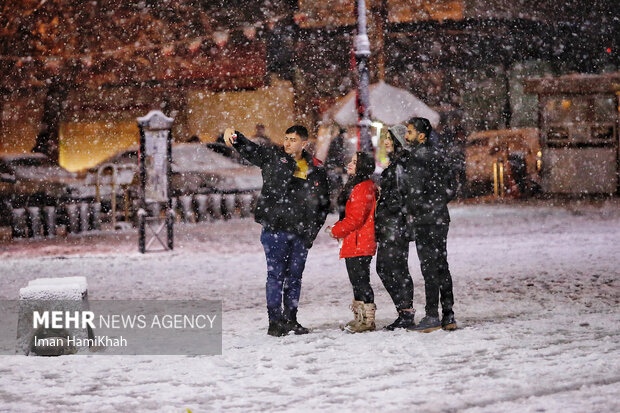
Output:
[0,0,617,171]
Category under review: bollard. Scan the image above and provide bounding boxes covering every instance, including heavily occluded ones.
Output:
[208,193,223,220]
[91,202,102,231]
[238,193,254,218]
[27,207,42,238]
[223,193,236,220]
[65,204,80,233]
[179,195,195,223]
[195,194,209,222]
[42,206,56,237]
[79,202,91,232]
[12,208,28,238]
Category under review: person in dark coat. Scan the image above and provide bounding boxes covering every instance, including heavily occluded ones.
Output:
[402,117,457,332]
[375,125,416,330]
[326,151,377,333]
[224,125,330,337]
[325,126,347,212]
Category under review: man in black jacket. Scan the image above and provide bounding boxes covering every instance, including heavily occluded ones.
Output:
[401,117,457,333]
[224,125,330,337]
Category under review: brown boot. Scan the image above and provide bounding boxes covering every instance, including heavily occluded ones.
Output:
[345,302,376,333]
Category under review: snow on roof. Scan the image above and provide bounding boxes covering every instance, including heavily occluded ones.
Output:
[0,152,49,162]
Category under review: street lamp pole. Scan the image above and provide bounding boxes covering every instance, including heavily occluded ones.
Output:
[355,0,373,153]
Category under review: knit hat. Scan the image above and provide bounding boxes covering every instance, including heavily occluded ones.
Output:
[388,124,407,148]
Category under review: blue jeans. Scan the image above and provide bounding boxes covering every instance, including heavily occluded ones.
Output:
[260,230,309,322]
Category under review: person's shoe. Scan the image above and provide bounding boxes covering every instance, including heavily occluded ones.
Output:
[441,313,457,331]
[267,320,289,337]
[383,309,415,330]
[345,302,376,333]
[344,300,364,331]
[282,319,310,335]
[408,315,441,333]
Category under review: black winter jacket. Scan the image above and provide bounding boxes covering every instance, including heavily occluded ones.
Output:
[375,153,410,243]
[232,132,330,247]
[400,138,451,227]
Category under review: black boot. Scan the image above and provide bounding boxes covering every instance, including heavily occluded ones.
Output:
[282,309,310,335]
[282,319,310,335]
[408,315,441,333]
[441,313,457,331]
[384,309,415,330]
[267,320,289,337]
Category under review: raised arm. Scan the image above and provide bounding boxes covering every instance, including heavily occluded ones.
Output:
[224,128,265,167]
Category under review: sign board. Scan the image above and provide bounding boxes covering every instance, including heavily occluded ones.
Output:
[144,129,169,202]
[137,110,174,253]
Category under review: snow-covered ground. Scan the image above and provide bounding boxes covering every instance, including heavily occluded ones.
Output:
[1,200,619,412]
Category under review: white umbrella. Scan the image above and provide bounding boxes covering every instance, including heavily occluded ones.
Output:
[331,81,440,128]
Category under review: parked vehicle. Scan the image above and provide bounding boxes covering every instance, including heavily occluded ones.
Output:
[465,128,541,196]
[171,143,262,195]
[0,153,90,208]
[83,143,263,197]
[0,162,16,226]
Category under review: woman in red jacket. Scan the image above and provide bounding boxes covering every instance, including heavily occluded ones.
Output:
[326,151,377,333]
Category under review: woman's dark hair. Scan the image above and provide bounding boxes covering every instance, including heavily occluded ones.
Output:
[337,151,376,219]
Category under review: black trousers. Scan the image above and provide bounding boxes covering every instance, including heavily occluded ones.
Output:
[414,223,454,318]
[345,255,374,303]
[376,237,414,311]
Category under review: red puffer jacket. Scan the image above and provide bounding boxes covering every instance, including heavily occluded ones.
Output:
[331,179,377,258]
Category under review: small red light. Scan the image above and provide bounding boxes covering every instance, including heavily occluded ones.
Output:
[606,48,612,53]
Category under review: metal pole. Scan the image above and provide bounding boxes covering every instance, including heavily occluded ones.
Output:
[138,125,146,253]
[493,162,498,197]
[110,165,117,229]
[166,129,174,250]
[356,0,373,153]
